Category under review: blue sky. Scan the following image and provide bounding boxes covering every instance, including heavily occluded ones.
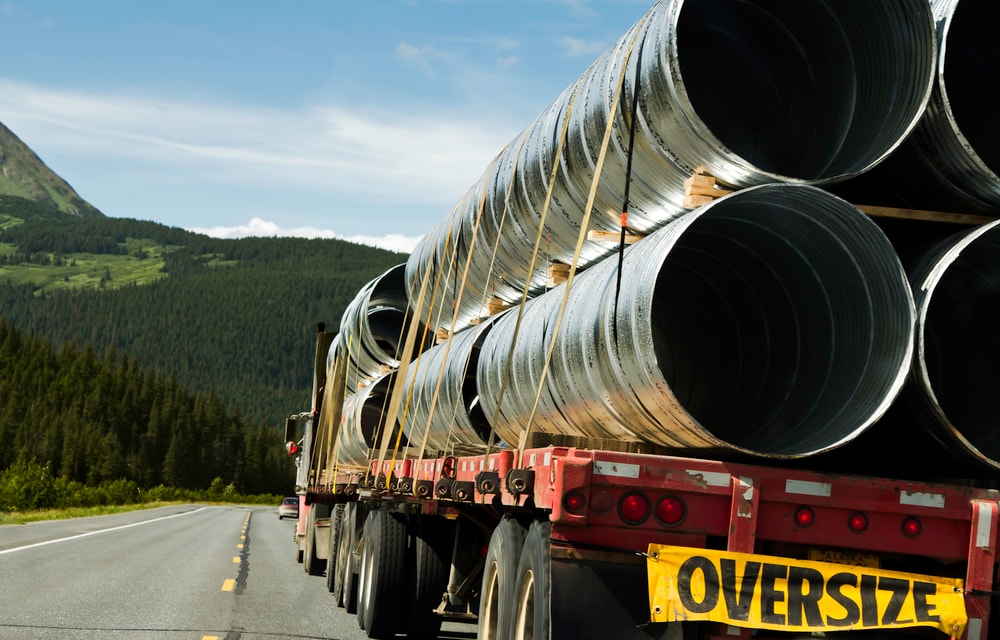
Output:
[0,1,652,252]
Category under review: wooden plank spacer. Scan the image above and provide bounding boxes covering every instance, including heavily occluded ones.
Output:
[487,297,512,316]
[587,229,644,244]
[547,261,570,287]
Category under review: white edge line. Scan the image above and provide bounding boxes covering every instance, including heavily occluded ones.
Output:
[0,507,209,555]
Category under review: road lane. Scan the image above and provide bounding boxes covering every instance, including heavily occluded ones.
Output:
[0,505,475,640]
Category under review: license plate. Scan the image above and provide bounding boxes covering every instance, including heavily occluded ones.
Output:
[808,548,880,568]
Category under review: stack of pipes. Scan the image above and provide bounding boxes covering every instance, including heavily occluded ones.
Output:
[330,0,1000,477]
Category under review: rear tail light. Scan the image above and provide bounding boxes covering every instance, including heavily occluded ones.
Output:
[848,512,869,533]
[590,490,615,515]
[901,516,922,538]
[795,506,815,527]
[655,496,686,527]
[619,492,651,525]
[563,490,587,514]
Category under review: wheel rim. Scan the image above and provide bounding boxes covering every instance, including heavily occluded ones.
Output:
[514,569,535,640]
[480,561,501,640]
[360,542,372,610]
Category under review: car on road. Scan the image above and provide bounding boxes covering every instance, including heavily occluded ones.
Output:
[278,496,299,520]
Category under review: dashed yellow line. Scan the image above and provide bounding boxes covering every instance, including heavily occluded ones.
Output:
[219,516,251,595]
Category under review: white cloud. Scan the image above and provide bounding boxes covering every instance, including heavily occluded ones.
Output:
[557,35,608,58]
[395,41,451,76]
[189,217,422,254]
[0,78,519,219]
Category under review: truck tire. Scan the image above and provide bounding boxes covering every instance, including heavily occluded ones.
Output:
[304,504,328,576]
[357,511,374,629]
[360,509,409,639]
[326,504,345,593]
[479,515,527,640]
[303,506,317,574]
[407,515,456,639]
[343,502,361,614]
[334,502,352,607]
[512,520,552,640]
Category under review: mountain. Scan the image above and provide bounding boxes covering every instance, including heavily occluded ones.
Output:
[0,121,103,218]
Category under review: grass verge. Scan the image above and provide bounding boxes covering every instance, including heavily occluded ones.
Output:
[0,502,183,526]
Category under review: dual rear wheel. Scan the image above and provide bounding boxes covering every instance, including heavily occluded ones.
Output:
[479,517,551,640]
[329,504,454,640]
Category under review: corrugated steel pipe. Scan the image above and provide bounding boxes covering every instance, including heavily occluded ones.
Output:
[833,0,1000,215]
[331,264,426,394]
[904,219,1000,470]
[475,184,915,459]
[335,373,402,467]
[406,0,936,331]
[398,314,504,454]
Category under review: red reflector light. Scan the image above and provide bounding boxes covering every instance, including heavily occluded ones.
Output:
[795,507,815,527]
[902,516,922,538]
[655,496,685,527]
[848,512,868,532]
[619,492,651,525]
[563,491,587,514]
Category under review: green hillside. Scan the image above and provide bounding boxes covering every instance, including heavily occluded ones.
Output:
[0,196,407,426]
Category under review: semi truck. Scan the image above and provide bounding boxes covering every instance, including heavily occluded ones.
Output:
[283,1,1000,639]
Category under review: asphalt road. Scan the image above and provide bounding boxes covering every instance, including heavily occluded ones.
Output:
[0,504,476,640]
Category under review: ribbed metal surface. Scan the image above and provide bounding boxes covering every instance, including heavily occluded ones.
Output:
[406,0,936,331]
[475,185,915,458]
[335,373,398,467]
[398,315,503,453]
[907,219,1000,469]
[834,0,1000,214]
[330,264,422,394]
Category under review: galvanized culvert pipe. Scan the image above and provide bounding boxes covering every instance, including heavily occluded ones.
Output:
[475,184,915,459]
[335,373,402,467]
[333,264,427,394]
[398,314,504,454]
[833,0,1000,215]
[406,0,936,331]
[904,220,1000,470]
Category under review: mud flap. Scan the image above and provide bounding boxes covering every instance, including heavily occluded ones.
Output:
[550,555,682,640]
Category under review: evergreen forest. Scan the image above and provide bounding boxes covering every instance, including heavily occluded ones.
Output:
[0,318,289,495]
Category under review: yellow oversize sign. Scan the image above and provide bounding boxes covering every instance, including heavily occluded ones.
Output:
[647,545,966,637]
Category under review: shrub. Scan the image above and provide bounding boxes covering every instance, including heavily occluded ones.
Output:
[0,458,59,511]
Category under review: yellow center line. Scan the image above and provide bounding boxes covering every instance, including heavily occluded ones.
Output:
[233,556,241,563]
[221,579,235,591]
[236,543,243,549]
[203,636,219,640]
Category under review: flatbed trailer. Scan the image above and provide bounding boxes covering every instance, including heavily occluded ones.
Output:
[286,406,999,640]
